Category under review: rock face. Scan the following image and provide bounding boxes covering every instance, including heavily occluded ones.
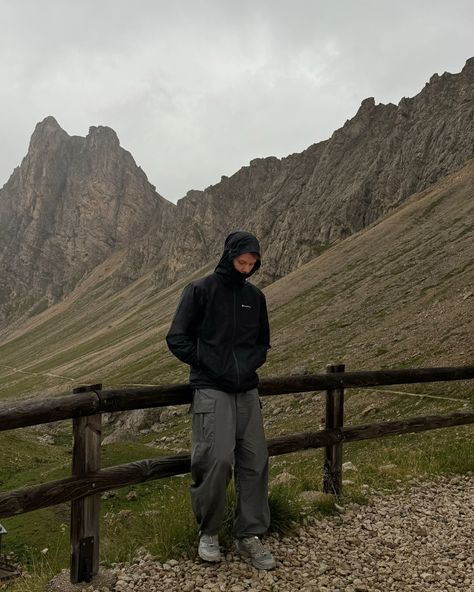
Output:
[131,57,474,288]
[0,59,473,328]
[0,117,174,324]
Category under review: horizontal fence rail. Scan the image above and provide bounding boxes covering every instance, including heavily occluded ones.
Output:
[1,409,474,519]
[1,366,473,432]
[0,364,473,584]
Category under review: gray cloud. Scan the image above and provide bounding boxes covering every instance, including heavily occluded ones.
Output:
[1,0,473,202]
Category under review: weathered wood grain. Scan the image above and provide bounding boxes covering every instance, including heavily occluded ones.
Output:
[0,456,192,518]
[70,385,102,583]
[1,409,473,519]
[324,364,345,495]
[0,392,100,431]
[1,366,472,432]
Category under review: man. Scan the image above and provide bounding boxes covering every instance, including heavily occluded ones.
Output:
[166,230,276,570]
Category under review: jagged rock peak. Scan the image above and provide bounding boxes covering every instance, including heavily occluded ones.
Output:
[30,116,68,142]
[353,97,377,119]
[462,56,474,74]
[35,115,64,131]
[183,189,204,200]
[87,125,120,147]
[427,57,474,86]
[250,156,280,167]
[26,116,70,166]
[360,97,376,109]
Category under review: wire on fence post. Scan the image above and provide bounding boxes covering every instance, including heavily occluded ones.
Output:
[70,384,102,584]
[323,364,345,495]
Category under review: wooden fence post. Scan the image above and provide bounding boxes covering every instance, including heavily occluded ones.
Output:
[323,364,345,495]
[70,384,102,584]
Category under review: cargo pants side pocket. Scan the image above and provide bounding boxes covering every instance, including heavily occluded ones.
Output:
[192,397,216,443]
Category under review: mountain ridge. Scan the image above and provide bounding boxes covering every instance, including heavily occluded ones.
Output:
[120,56,474,287]
[0,157,472,400]
[0,58,473,330]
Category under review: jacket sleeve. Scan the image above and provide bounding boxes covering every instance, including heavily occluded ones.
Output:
[166,283,203,367]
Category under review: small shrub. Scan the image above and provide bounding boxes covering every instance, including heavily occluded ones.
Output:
[268,487,303,533]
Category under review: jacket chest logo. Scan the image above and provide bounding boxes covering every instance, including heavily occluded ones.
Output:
[241,304,252,309]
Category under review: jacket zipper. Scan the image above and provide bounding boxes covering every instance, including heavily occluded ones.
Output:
[232,288,241,390]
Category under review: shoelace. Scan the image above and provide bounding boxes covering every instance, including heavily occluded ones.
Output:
[245,537,266,556]
[204,535,219,547]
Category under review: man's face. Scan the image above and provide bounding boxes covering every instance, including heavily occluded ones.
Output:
[233,252,258,275]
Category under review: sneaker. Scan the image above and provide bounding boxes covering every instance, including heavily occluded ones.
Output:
[198,534,221,562]
[235,536,276,570]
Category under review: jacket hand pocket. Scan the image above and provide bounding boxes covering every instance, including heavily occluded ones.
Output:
[254,345,268,369]
[241,345,268,375]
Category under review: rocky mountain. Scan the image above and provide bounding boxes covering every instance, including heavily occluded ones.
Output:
[0,58,473,330]
[127,57,474,287]
[0,117,174,325]
[0,157,472,401]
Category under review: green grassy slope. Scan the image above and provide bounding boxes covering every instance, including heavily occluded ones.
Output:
[0,257,215,400]
[264,160,474,379]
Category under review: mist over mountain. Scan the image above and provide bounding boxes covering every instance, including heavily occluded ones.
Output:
[0,58,473,330]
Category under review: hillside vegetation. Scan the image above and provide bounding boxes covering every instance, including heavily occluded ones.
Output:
[0,159,473,401]
[0,159,473,592]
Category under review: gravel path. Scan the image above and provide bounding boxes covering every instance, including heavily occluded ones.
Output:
[81,475,474,592]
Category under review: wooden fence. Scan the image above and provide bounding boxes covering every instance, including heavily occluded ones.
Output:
[0,365,473,583]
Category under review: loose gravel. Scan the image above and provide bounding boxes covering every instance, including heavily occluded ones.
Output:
[67,475,474,592]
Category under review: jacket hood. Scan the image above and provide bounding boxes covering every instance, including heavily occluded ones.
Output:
[214,231,261,285]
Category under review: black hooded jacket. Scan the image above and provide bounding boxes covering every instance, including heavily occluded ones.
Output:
[166,231,270,393]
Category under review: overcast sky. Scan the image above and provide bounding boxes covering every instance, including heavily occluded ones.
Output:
[1,1,473,203]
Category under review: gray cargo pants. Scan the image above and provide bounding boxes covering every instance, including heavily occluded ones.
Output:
[190,387,270,538]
